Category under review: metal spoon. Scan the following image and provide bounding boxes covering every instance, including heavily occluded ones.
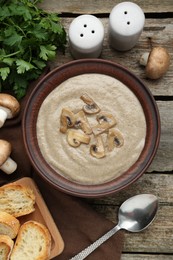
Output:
[70,194,158,260]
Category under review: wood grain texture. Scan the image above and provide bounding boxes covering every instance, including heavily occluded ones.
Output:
[13,178,64,258]
[39,0,173,14]
[50,18,173,96]
[40,1,173,258]
[122,255,173,260]
[148,101,173,172]
[88,173,173,254]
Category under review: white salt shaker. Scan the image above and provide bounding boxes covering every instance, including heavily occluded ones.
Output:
[109,2,145,51]
[68,15,104,59]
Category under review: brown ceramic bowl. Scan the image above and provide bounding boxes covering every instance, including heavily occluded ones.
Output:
[22,59,160,198]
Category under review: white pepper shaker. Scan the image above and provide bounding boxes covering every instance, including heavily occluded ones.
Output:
[68,15,104,59]
[109,2,145,51]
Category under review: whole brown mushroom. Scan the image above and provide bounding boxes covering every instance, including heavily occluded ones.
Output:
[0,94,20,128]
[0,139,17,174]
[140,47,170,79]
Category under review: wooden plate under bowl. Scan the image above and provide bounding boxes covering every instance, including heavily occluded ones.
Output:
[22,59,161,198]
[13,177,64,259]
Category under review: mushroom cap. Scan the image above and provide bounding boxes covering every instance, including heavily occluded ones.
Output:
[0,139,12,166]
[146,47,170,79]
[0,94,20,117]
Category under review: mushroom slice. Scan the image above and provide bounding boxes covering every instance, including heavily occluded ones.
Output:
[90,135,105,159]
[60,108,75,133]
[92,112,117,136]
[108,129,124,151]
[74,110,92,135]
[96,112,117,126]
[67,129,90,147]
[92,122,110,136]
[80,93,100,114]
[0,139,17,174]
[0,94,20,128]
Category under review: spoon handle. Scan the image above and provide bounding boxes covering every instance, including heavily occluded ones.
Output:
[69,225,120,260]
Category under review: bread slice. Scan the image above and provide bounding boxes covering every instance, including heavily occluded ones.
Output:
[0,211,20,239]
[0,184,35,217]
[10,221,51,260]
[0,235,14,260]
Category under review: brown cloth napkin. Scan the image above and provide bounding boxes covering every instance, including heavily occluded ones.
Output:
[0,74,124,259]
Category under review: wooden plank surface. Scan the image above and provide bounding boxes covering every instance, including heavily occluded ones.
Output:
[122,255,173,260]
[51,18,173,97]
[148,101,173,172]
[39,1,173,258]
[88,173,173,254]
[39,0,173,14]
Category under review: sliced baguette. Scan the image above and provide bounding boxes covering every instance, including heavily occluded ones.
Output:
[0,211,20,239]
[0,184,35,217]
[10,220,51,260]
[0,235,14,260]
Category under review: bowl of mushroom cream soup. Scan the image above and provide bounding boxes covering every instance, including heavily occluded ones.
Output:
[23,59,160,198]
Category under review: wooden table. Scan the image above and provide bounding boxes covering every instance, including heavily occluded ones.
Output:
[39,1,173,259]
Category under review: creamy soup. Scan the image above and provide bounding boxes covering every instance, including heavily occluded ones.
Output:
[36,73,146,185]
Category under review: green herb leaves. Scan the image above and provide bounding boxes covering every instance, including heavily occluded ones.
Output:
[40,45,57,61]
[0,0,66,99]
[0,67,10,81]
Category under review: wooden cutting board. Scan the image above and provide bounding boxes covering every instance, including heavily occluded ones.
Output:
[12,177,64,259]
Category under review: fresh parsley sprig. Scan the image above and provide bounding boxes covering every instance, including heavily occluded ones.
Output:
[0,0,66,99]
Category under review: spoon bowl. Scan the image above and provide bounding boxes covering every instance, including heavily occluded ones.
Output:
[119,194,158,232]
[70,194,158,260]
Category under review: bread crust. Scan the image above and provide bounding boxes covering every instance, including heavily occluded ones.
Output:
[0,184,35,217]
[0,234,14,260]
[10,221,51,260]
[0,211,20,239]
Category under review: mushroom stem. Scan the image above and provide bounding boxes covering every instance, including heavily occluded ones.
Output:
[0,157,17,174]
[0,107,9,128]
[140,52,149,66]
